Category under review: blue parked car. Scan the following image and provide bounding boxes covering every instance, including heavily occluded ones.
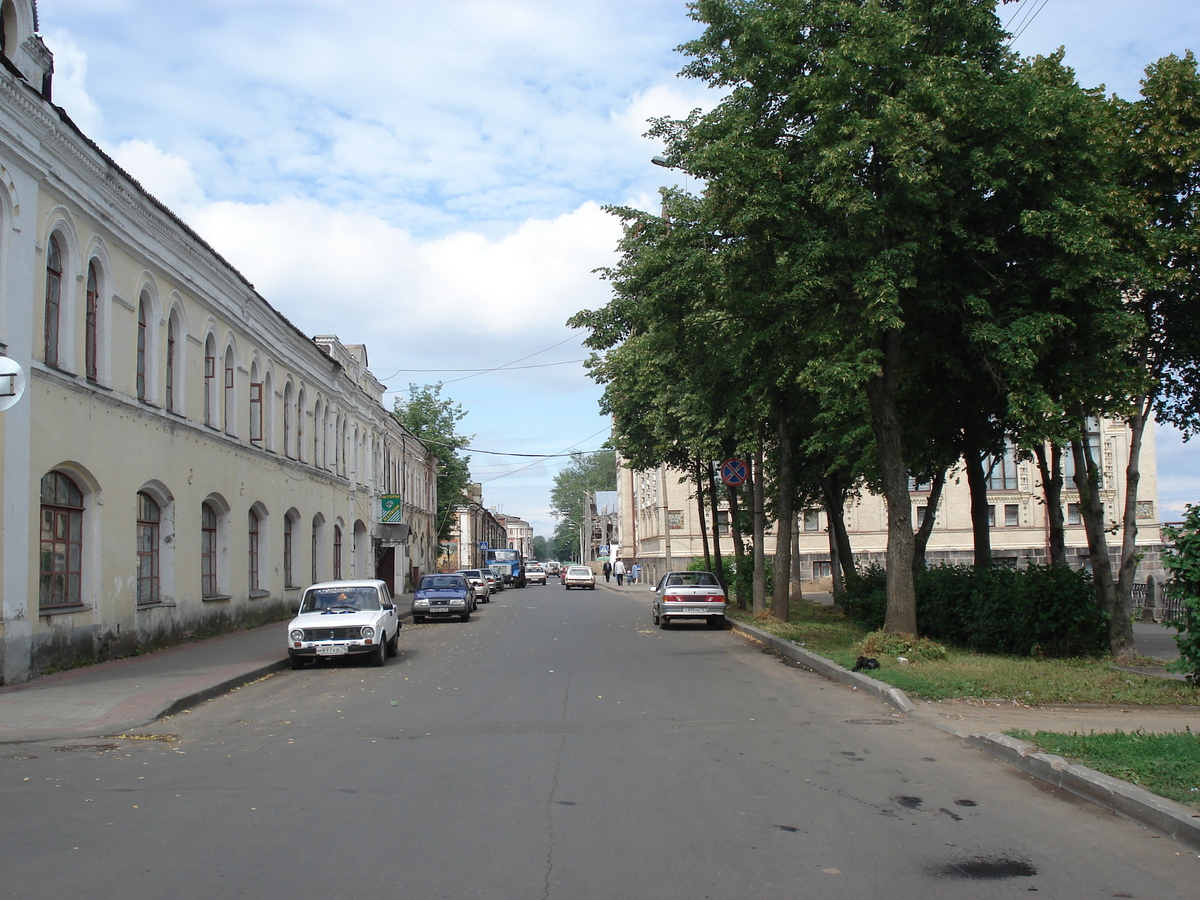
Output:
[411,573,474,622]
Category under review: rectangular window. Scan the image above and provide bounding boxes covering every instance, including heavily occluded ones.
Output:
[813,560,832,579]
[40,506,82,608]
[136,493,161,604]
[916,505,928,528]
[1005,504,1019,527]
[284,519,294,587]
[985,442,1018,491]
[248,512,260,592]
[201,504,218,598]
[1136,500,1155,520]
[803,510,821,531]
[987,504,996,528]
[204,352,215,425]
[716,510,731,535]
[1067,502,1082,525]
[250,383,263,444]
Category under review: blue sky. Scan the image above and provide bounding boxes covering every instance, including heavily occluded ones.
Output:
[39,0,1200,537]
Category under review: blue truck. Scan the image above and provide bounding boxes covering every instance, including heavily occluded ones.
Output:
[483,547,526,588]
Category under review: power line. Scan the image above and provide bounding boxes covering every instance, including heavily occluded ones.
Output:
[378,330,588,386]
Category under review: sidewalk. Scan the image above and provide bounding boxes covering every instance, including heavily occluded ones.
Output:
[0,622,288,744]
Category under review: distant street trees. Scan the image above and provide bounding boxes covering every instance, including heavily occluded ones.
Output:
[572,0,1200,656]
[392,383,472,544]
[549,451,617,562]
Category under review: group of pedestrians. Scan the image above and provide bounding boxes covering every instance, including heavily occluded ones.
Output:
[601,559,640,586]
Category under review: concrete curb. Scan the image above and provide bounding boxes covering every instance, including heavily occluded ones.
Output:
[729,618,1200,852]
[158,658,291,720]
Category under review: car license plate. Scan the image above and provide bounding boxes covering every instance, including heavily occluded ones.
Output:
[432,604,449,610]
[316,644,348,656]
[685,607,707,614]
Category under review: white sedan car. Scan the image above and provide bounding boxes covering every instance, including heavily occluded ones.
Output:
[652,571,727,629]
[287,579,401,668]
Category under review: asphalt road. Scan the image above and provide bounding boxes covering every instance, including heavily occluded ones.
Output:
[1,584,1196,899]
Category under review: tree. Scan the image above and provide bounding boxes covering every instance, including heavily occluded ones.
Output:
[392,382,472,544]
[550,451,617,550]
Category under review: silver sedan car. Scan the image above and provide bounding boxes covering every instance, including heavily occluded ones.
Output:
[652,571,726,629]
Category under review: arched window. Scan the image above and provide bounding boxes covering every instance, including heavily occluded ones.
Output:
[283,512,296,587]
[248,508,261,592]
[85,260,99,382]
[333,524,343,579]
[283,382,293,458]
[136,296,148,401]
[137,491,161,604]
[296,389,306,461]
[39,471,83,610]
[204,334,217,426]
[165,314,178,413]
[44,234,62,366]
[223,346,235,435]
[201,502,219,597]
[249,362,262,444]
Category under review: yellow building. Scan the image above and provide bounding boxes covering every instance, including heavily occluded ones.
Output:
[0,0,437,683]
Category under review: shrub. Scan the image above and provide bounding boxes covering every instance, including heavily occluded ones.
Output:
[840,562,1106,658]
[858,630,947,661]
[1163,505,1200,684]
[837,563,887,630]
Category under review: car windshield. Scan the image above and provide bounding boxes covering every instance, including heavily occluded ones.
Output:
[300,587,381,613]
[664,572,720,587]
[568,567,590,576]
[421,575,467,591]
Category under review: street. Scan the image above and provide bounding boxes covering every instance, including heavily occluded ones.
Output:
[2,583,1196,899]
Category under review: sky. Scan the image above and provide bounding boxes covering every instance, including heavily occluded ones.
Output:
[37,0,1200,538]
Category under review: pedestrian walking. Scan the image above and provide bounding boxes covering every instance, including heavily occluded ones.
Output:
[614,559,626,586]
[631,563,641,584]
[602,560,612,583]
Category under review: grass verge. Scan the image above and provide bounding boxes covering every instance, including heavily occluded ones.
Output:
[728,601,1199,705]
[1007,728,1200,809]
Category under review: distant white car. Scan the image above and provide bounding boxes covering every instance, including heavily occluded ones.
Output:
[287,580,400,668]
[526,564,547,585]
[652,571,726,629]
[562,565,596,590]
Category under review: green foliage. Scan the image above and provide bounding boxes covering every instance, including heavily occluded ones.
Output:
[1162,504,1200,682]
[392,383,472,543]
[1008,728,1200,809]
[839,563,1107,658]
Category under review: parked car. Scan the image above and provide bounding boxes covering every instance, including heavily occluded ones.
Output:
[412,573,474,622]
[652,571,727,629]
[562,565,596,590]
[287,579,401,668]
[457,569,490,604]
[483,568,503,593]
[526,564,547,585]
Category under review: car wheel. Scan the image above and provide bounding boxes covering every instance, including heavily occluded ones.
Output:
[461,611,471,622]
[589,584,596,590]
[371,639,387,667]
[709,616,726,629]
[659,616,670,630]
[386,629,399,656]
[652,608,659,625]
[290,653,305,670]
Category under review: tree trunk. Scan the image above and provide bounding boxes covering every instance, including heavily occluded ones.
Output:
[695,458,712,574]
[726,481,748,609]
[791,513,804,603]
[1070,420,1129,658]
[707,459,727,591]
[864,330,917,635]
[912,468,946,573]
[771,405,794,622]
[752,441,767,615]
[963,447,993,568]
[821,472,853,610]
[1034,444,1068,568]
[820,475,859,588]
[1115,400,1153,661]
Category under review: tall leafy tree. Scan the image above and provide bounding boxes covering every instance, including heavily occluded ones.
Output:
[392,382,472,543]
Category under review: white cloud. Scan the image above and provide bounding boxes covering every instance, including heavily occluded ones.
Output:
[110,139,207,211]
[42,28,102,134]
